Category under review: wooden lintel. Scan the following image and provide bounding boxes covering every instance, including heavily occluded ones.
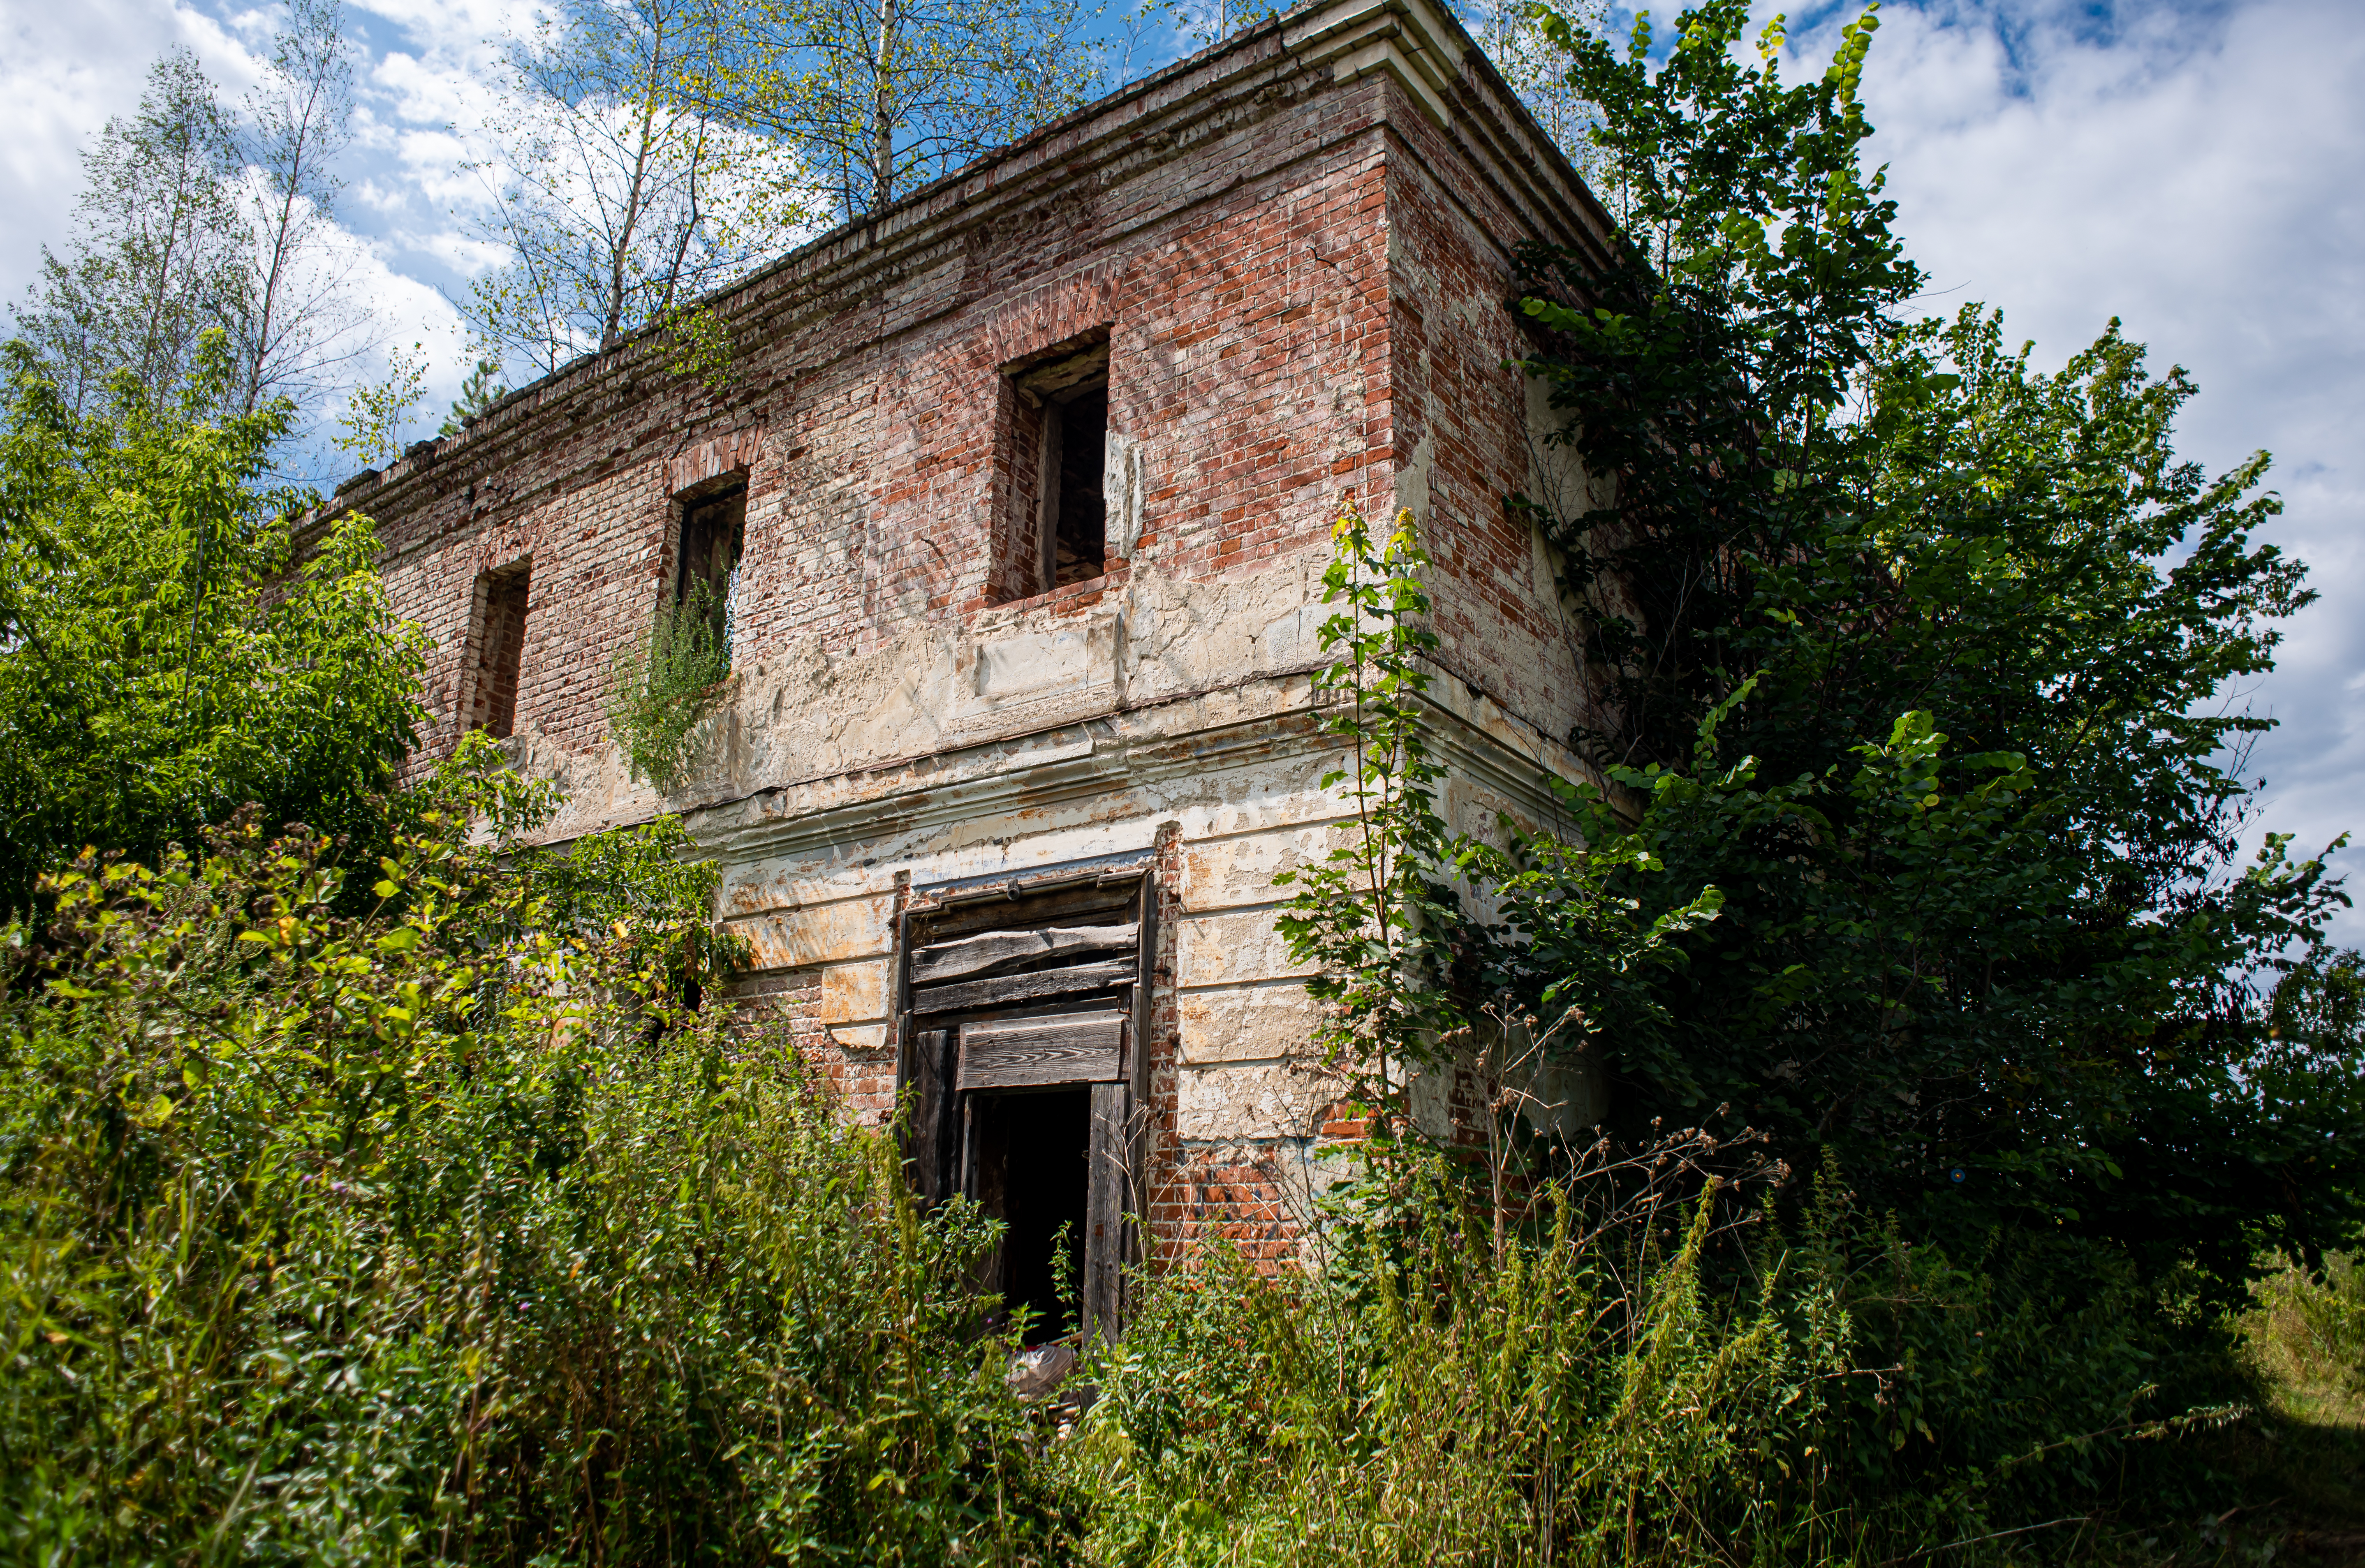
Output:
[913,923,1138,985]
[912,959,1134,1016]
[958,1011,1127,1090]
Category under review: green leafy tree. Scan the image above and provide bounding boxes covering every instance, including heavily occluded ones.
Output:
[14,16,382,441]
[332,339,430,465]
[461,0,807,381]
[10,49,245,417]
[1491,0,2351,1289]
[1274,503,1463,1097]
[1455,0,1609,171]
[0,334,425,907]
[680,0,1102,221]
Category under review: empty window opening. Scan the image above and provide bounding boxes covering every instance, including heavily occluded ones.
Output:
[1001,338,1110,601]
[1047,386,1108,588]
[675,483,746,661]
[968,1088,1091,1344]
[464,559,530,739]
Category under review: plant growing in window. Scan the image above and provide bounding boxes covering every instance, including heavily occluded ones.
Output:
[604,576,731,789]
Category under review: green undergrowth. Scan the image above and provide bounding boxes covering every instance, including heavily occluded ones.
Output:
[0,745,1067,1566]
[1049,1145,2352,1568]
[604,578,732,792]
[0,766,2353,1564]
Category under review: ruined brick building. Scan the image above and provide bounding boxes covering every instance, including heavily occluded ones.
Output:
[343,0,1611,1338]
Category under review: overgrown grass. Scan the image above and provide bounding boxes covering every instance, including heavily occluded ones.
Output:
[2204,1257,2365,1561]
[1064,1157,1851,1566]
[0,804,1065,1566]
[1050,1141,2338,1568]
[2251,1256,2365,1427]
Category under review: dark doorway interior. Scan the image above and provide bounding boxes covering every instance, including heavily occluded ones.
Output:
[974,1088,1091,1344]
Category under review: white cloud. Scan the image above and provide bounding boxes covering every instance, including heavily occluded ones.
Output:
[0,0,264,304]
[1775,0,2365,937]
[5,0,2357,935]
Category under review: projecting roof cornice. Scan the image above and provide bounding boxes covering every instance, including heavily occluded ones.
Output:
[311,0,1611,540]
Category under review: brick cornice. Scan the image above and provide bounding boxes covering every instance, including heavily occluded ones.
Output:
[310,0,1610,551]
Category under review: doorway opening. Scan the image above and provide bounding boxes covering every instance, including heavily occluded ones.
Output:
[898,859,1156,1343]
[971,1088,1091,1344]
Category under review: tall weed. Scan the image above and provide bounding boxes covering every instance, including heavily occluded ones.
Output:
[1063,1146,1855,1566]
[0,779,1063,1565]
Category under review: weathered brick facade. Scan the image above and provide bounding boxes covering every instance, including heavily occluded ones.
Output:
[337,0,1611,1275]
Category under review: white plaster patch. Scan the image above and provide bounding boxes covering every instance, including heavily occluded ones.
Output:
[827,1023,889,1053]
[1105,429,1146,559]
[1178,982,1321,1063]
[1178,823,1358,911]
[731,895,896,967]
[1178,914,1318,988]
[819,959,891,1025]
[974,624,1103,702]
[1174,1060,1339,1141]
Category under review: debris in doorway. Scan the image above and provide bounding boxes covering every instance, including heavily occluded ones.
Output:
[1008,1339,1079,1400]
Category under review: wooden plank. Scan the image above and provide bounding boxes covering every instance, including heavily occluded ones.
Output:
[1130,874,1157,1096]
[958,1011,1126,1090]
[913,879,1141,941]
[1126,869,1159,1275]
[901,1029,952,1203]
[1085,1082,1129,1342]
[911,958,1133,1017]
[912,922,1137,985]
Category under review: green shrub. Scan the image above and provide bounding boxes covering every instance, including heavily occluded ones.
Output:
[1062,1148,1858,1567]
[0,335,427,909]
[0,759,1064,1566]
[605,580,733,791]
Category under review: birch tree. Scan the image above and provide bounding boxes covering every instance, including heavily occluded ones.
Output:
[13,9,380,440]
[460,0,805,379]
[12,50,245,416]
[228,0,378,421]
[681,0,1102,222]
[1457,0,1608,179]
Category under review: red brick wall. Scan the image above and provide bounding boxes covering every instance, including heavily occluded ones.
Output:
[347,12,1612,1274]
[1384,84,1595,753]
[370,65,1406,766]
[725,964,902,1120]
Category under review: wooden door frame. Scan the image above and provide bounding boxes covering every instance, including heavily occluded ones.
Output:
[894,850,1155,1341]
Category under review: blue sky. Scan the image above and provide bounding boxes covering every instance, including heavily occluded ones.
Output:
[3,0,2358,939]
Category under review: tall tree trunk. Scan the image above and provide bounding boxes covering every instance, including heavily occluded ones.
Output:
[606,97,658,346]
[139,148,192,407]
[245,103,316,416]
[870,0,897,211]
[659,120,708,314]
